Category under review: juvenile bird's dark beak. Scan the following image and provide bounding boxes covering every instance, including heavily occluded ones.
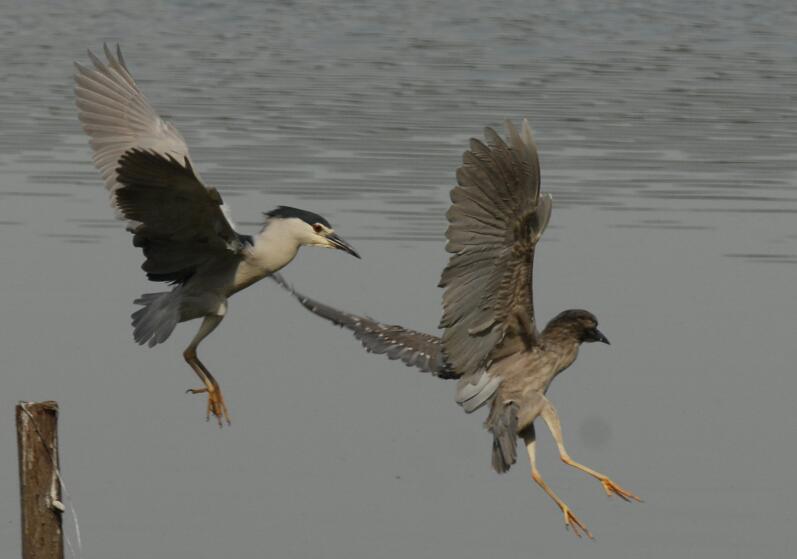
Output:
[593,328,610,345]
[327,232,360,258]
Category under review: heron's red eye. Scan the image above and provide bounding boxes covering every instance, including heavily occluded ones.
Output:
[313,223,324,234]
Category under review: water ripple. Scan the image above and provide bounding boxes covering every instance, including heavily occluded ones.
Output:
[0,0,795,258]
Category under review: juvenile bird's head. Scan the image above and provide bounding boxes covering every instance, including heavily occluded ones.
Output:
[543,309,609,346]
[263,206,360,258]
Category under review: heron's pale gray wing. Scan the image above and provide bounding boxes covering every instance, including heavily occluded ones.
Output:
[272,274,457,379]
[116,149,243,284]
[74,45,190,199]
[455,371,501,413]
[440,119,552,383]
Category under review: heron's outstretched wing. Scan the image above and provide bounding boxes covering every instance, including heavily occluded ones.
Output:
[75,45,243,283]
[440,119,552,383]
[75,45,193,208]
[272,274,457,379]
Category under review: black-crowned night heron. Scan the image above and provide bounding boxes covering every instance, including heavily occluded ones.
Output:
[74,45,359,426]
[274,120,640,538]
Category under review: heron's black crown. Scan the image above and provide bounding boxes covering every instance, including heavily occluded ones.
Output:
[265,206,331,228]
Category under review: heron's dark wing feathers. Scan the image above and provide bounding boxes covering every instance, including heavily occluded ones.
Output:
[272,274,457,379]
[441,120,552,383]
[116,149,244,283]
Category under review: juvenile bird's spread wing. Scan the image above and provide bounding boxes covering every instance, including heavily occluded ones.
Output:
[75,45,244,284]
[440,120,552,386]
[272,274,457,379]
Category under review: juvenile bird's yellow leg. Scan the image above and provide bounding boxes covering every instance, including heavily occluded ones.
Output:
[540,400,640,502]
[183,314,230,426]
[524,427,593,539]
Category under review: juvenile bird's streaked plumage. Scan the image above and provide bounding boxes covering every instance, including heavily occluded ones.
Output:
[75,45,359,425]
[276,120,639,538]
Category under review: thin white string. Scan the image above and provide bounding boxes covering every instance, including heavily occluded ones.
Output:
[19,403,83,559]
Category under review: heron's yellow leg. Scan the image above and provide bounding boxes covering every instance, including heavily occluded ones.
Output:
[184,355,230,426]
[524,428,593,540]
[540,400,640,502]
[183,315,230,427]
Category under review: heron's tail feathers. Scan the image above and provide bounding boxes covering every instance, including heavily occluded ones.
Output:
[485,402,519,474]
[131,291,180,347]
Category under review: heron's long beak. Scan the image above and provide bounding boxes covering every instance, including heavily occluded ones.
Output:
[594,328,610,345]
[326,232,360,258]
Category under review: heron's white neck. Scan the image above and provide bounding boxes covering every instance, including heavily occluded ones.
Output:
[230,219,314,296]
[249,219,307,273]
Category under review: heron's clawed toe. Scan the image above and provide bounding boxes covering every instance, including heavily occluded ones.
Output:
[561,505,593,540]
[599,477,641,503]
[186,384,231,427]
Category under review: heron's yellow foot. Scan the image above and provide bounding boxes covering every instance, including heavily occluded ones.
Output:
[599,477,641,502]
[186,384,231,427]
[560,504,593,540]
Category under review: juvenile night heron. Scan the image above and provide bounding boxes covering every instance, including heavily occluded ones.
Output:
[275,120,640,538]
[74,45,359,426]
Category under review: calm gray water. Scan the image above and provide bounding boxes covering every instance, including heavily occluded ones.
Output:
[2,0,797,557]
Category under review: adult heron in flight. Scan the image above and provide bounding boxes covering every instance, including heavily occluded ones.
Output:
[275,120,640,537]
[74,45,359,426]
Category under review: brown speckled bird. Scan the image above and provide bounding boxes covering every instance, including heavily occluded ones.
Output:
[274,120,640,538]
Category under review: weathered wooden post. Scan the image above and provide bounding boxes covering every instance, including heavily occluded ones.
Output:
[16,401,64,559]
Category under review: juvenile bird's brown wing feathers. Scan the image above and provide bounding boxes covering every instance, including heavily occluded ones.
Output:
[440,120,552,384]
[272,275,457,378]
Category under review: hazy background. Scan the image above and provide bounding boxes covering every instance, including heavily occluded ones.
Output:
[2,0,796,557]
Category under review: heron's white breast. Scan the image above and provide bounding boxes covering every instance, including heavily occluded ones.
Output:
[230,222,303,294]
